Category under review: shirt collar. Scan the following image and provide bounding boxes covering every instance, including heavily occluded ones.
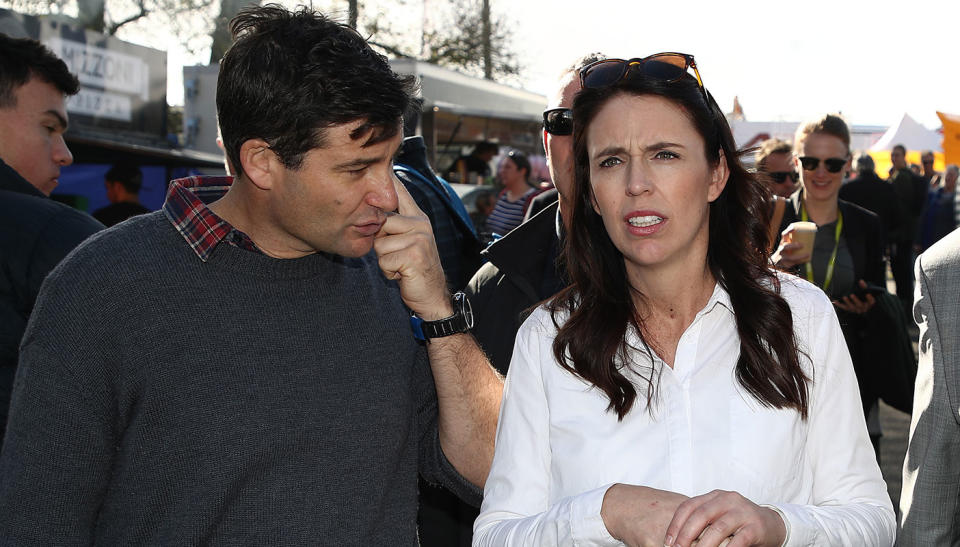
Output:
[161,175,261,262]
[0,157,47,198]
[701,281,734,317]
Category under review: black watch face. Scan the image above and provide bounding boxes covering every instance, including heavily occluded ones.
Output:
[458,292,474,330]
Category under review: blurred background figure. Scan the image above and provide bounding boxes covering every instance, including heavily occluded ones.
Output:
[952,166,960,227]
[917,163,958,252]
[889,144,928,315]
[485,150,540,238]
[839,152,901,253]
[755,138,799,198]
[92,163,150,227]
[920,150,940,188]
[444,141,498,184]
[470,190,496,245]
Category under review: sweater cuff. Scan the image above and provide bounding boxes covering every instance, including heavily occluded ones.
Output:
[570,484,621,545]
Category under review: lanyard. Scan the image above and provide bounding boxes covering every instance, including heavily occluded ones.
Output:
[801,205,843,294]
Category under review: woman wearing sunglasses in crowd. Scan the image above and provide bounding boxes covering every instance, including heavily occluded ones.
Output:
[773,115,887,455]
[472,55,894,546]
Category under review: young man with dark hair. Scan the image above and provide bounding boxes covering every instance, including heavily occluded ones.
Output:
[92,163,150,226]
[0,7,501,544]
[0,34,102,445]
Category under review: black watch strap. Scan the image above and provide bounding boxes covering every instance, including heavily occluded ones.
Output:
[410,292,474,341]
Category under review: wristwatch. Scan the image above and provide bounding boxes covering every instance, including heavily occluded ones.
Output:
[410,292,474,341]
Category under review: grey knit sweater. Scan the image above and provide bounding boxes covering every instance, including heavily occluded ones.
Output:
[0,211,479,545]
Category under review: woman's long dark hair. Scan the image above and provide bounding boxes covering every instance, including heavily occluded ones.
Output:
[549,71,809,420]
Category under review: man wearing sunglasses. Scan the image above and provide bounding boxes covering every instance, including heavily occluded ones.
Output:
[755,138,799,198]
[466,53,605,377]
[920,150,940,188]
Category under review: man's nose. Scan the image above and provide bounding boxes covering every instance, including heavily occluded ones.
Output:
[53,136,73,167]
[369,171,400,212]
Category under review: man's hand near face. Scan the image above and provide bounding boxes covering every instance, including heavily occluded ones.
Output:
[374,178,503,487]
[374,178,452,320]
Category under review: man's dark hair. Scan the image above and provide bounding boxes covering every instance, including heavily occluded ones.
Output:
[217,4,417,179]
[893,144,906,155]
[473,142,499,156]
[0,34,79,108]
[754,138,792,171]
[854,152,875,175]
[105,163,143,193]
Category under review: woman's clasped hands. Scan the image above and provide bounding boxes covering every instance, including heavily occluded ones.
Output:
[602,484,787,547]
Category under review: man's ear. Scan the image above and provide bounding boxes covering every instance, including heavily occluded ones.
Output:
[238,139,276,191]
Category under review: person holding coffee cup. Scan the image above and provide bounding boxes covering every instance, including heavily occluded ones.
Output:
[773,114,884,315]
[772,114,886,439]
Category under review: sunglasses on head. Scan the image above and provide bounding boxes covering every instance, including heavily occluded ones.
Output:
[543,108,573,136]
[766,171,799,184]
[579,53,709,105]
[798,156,848,173]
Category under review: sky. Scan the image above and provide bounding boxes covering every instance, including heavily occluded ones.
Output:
[152,0,960,130]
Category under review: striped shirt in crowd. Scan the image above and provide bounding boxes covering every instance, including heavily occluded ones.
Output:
[486,188,537,237]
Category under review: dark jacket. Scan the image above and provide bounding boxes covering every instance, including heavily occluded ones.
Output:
[778,193,886,414]
[394,136,481,291]
[466,202,565,375]
[917,188,958,251]
[889,167,928,242]
[0,159,103,439]
[523,188,558,222]
[839,173,901,248]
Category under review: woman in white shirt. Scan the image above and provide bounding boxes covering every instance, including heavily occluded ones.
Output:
[473,53,895,547]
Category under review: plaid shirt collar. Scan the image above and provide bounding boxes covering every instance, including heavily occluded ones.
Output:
[162,175,262,262]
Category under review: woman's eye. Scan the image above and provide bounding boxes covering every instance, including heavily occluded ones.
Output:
[654,150,679,160]
[598,156,622,168]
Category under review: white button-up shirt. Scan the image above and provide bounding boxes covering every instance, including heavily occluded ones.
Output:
[473,273,895,546]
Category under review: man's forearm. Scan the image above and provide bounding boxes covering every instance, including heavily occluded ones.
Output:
[426,333,503,487]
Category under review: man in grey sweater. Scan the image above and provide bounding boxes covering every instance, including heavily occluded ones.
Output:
[0,6,502,545]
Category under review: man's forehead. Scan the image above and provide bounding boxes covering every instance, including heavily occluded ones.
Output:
[320,123,402,165]
[16,77,69,122]
[548,72,580,110]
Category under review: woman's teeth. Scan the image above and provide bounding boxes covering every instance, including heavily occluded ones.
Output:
[628,216,663,228]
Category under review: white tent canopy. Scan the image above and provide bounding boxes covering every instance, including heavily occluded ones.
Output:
[869,113,942,152]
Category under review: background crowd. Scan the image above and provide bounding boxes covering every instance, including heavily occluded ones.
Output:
[2,8,960,546]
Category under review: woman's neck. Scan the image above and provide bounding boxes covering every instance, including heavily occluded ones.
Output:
[629,256,716,326]
[802,192,839,225]
[629,260,716,368]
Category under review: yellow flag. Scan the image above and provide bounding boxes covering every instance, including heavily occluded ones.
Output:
[937,111,960,165]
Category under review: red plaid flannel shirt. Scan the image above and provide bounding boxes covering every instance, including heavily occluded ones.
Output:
[161,175,261,261]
